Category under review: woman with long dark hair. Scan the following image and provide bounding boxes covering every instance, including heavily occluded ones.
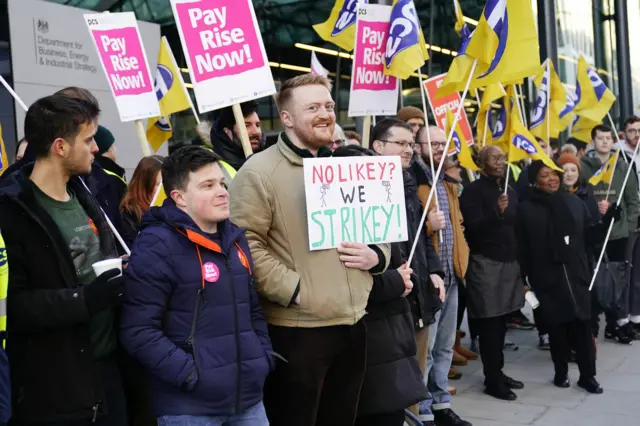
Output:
[120,155,164,247]
[516,161,619,394]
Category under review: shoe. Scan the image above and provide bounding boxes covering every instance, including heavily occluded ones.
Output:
[605,326,616,340]
[506,311,535,330]
[502,374,524,390]
[504,338,519,351]
[484,382,517,401]
[433,408,472,426]
[449,367,463,380]
[538,334,550,350]
[452,349,468,366]
[448,385,457,396]
[470,337,479,353]
[553,375,570,388]
[455,330,478,360]
[578,377,603,394]
[614,324,634,345]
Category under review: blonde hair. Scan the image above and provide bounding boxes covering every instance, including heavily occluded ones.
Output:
[276,74,333,112]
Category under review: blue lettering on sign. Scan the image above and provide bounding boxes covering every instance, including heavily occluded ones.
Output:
[154,65,174,102]
[452,131,462,153]
[331,0,367,37]
[492,105,507,139]
[478,0,508,78]
[530,75,548,128]
[0,248,6,267]
[385,0,420,68]
[512,134,537,155]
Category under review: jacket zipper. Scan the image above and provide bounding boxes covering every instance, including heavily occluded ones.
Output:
[224,257,242,414]
[562,264,578,313]
[186,289,203,374]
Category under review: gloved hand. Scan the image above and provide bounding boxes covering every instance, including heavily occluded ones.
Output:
[83,269,125,315]
[602,202,622,224]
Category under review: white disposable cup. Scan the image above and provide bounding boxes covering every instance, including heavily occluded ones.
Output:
[525,290,540,309]
[92,258,123,277]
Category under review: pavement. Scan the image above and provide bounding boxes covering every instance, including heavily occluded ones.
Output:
[449,313,640,426]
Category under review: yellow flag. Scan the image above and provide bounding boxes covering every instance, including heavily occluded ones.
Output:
[383,0,430,80]
[476,83,505,145]
[571,115,600,144]
[574,55,616,123]
[589,151,618,186]
[147,37,192,152]
[313,0,360,51]
[508,107,562,172]
[437,0,540,98]
[489,85,515,154]
[0,123,9,176]
[150,184,167,208]
[446,109,479,171]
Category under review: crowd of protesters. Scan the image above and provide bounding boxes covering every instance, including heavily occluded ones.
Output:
[0,74,638,426]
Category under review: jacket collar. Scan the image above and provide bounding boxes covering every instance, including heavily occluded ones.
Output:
[278,132,332,166]
[96,156,125,179]
[210,120,250,171]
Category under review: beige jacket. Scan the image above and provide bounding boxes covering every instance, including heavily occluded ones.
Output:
[229,134,390,328]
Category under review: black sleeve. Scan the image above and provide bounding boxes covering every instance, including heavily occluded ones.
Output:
[369,244,405,303]
[368,245,386,275]
[515,205,530,282]
[6,240,91,333]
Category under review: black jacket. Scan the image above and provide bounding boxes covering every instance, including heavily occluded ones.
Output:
[460,175,518,262]
[516,191,604,324]
[0,165,118,423]
[403,168,443,328]
[210,118,251,171]
[121,210,141,249]
[358,244,427,416]
[95,156,126,182]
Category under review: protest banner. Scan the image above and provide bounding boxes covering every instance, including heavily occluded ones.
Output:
[424,73,473,154]
[303,156,408,251]
[170,0,276,114]
[348,3,398,117]
[85,12,159,156]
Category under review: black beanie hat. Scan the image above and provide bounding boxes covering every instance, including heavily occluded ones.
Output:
[94,125,115,154]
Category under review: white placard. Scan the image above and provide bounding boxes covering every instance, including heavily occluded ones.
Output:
[348,4,398,117]
[84,12,160,122]
[170,0,276,113]
[303,156,408,251]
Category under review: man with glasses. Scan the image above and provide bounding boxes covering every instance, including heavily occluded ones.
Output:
[371,119,445,417]
[412,126,472,426]
[460,146,525,401]
[330,123,347,151]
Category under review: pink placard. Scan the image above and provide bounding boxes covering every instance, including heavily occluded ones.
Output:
[352,21,395,91]
[91,27,152,97]
[175,0,265,84]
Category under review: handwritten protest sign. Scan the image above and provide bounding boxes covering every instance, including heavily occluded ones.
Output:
[85,12,159,122]
[348,4,398,117]
[424,73,473,153]
[303,156,407,251]
[170,0,276,113]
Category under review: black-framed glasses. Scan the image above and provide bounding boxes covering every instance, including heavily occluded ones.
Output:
[379,139,415,149]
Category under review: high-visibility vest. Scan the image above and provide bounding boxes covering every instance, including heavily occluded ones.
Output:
[509,163,522,182]
[0,231,7,349]
[102,168,127,185]
[220,160,238,182]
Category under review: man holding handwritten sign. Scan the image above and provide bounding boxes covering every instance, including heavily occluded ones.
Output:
[229,74,390,426]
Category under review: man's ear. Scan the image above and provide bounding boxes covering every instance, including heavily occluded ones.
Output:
[51,137,70,158]
[170,189,186,209]
[372,140,384,155]
[280,110,294,128]
[223,127,234,140]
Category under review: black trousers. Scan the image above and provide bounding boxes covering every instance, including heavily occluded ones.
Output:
[475,315,507,384]
[533,306,548,336]
[355,410,405,426]
[263,321,367,426]
[547,319,596,379]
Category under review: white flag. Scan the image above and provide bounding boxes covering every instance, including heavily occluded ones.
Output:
[311,51,329,77]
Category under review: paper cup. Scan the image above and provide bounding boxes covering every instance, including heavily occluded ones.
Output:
[525,291,540,309]
[92,258,123,277]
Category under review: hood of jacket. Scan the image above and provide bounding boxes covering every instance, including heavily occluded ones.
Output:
[142,199,245,254]
[210,117,249,171]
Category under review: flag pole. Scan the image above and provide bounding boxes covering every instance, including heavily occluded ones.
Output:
[517,84,528,127]
[150,180,163,207]
[482,111,489,147]
[608,112,628,164]
[503,162,511,195]
[408,58,478,265]
[546,60,551,143]
[605,150,620,201]
[135,120,152,157]
[473,89,481,127]
[362,116,371,149]
[504,84,526,193]
[164,36,200,124]
[0,75,28,112]
[232,104,253,158]
[417,68,442,241]
[589,138,640,290]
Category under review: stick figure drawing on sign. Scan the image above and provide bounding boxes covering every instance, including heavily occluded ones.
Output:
[320,183,330,207]
[382,181,392,202]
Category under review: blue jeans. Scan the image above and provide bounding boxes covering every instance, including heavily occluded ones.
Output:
[157,402,268,426]
[419,279,458,422]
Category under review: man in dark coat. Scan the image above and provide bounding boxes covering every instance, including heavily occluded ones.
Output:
[120,147,272,424]
[0,94,127,424]
[460,146,525,401]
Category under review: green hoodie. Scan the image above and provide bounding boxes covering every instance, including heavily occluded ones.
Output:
[581,151,640,241]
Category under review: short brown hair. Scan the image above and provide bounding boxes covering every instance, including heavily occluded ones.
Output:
[344,130,361,143]
[276,74,332,112]
[55,87,100,108]
[624,116,640,130]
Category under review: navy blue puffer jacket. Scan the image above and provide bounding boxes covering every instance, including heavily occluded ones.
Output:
[120,201,272,417]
